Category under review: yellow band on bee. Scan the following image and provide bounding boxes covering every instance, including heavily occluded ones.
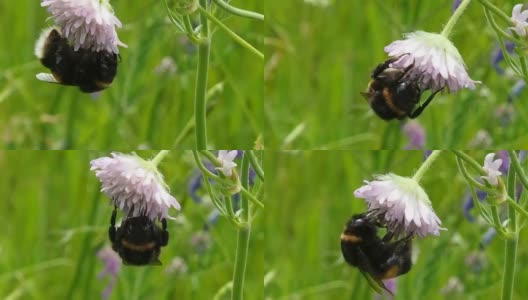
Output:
[121,240,156,251]
[340,233,362,243]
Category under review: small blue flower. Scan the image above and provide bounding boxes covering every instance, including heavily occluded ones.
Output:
[452,0,462,13]
[507,80,526,103]
[479,227,496,249]
[187,152,256,229]
[462,189,487,222]
[491,42,515,75]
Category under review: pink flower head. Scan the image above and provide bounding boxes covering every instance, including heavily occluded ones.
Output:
[41,0,127,53]
[384,31,479,92]
[481,153,502,186]
[354,173,444,238]
[90,153,181,221]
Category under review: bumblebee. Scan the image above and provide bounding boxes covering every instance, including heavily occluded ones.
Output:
[109,208,169,266]
[34,27,118,93]
[361,55,441,120]
[340,211,412,294]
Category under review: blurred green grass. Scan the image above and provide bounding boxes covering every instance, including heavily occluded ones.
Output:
[0,151,263,300]
[265,0,528,149]
[265,151,528,299]
[0,0,263,149]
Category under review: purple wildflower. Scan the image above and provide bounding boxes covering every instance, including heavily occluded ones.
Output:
[97,246,121,299]
[452,0,462,13]
[462,189,487,222]
[402,121,425,149]
[41,0,127,53]
[354,173,444,238]
[491,43,515,75]
[90,152,181,221]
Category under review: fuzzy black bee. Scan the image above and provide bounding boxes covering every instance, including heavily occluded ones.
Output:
[109,208,169,266]
[340,211,412,294]
[34,27,118,93]
[361,55,441,120]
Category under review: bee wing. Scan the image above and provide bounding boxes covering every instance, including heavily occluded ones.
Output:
[36,73,60,84]
[360,271,393,296]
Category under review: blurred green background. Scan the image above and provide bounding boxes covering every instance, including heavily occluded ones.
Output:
[0,0,263,149]
[0,151,263,299]
[265,0,528,149]
[265,150,528,299]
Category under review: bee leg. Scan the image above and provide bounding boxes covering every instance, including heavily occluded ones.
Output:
[160,218,169,247]
[409,89,442,118]
[109,206,117,244]
[382,231,394,243]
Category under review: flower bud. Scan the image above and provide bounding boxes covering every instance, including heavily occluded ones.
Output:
[171,0,199,15]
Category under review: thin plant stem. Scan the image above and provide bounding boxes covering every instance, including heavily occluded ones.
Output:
[239,186,264,209]
[172,83,223,148]
[456,156,493,224]
[483,8,522,75]
[452,150,486,175]
[197,6,264,60]
[184,15,201,44]
[247,150,264,182]
[192,150,222,180]
[231,154,251,300]
[507,197,528,219]
[441,0,473,37]
[412,150,442,183]
[151,150,170,166]
[508,150,528,189]
[477,0,515,26]
[195,0,211,149]
[212,0,264,21]
[490,205,504,232]
[200,149,221,166]
[502,166,518,300]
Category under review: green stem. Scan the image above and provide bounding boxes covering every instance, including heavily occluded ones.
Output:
[200,149,221,166]
[508,151,528,190]
[457,156,493,224]
[490,205,504,231]
[184,15,201,44]
[502,165,518,300]
[412,150,442,182]
[452,150,487,175]
[195,0,211,149]
[151,150,170,166]
[247,150,264,182]
[483,8,522,75]
[507,197,528,219]
[441,0,473,37]
[197,6,264,60]
[477,0,515,26]
[231,154,251,300]
[212,0,264,21]
[239,186,264,209]
[192,150,222,180]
